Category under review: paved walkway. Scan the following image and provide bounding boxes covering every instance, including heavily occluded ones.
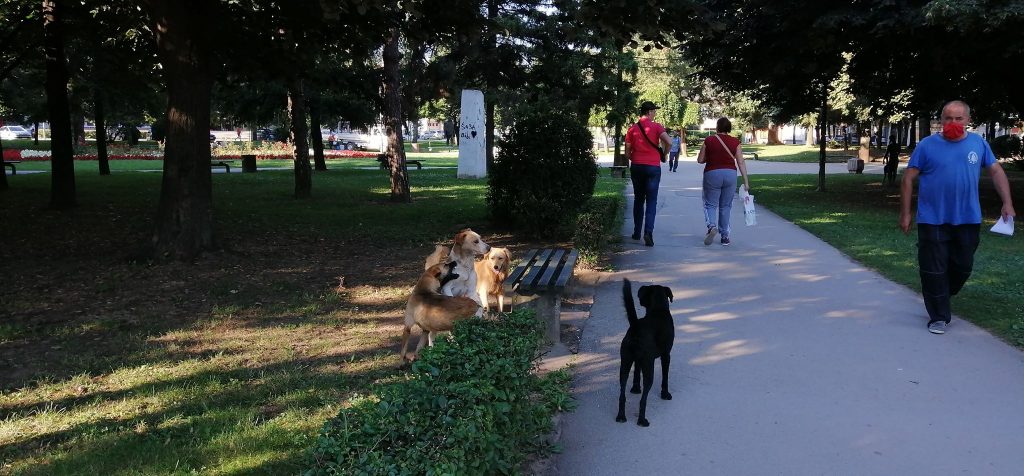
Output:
[554,157,1024,475]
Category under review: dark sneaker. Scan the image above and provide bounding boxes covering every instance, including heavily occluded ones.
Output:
[643,232,654,247]
[928,321,947,334]
[631,231,641,240]
[720,236,731,246]
[703,226,717,246]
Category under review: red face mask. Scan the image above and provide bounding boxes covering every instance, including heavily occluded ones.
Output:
[943,122,965,139]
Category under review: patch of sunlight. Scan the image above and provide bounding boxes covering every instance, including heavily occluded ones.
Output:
[770,257,805,265]
[690,340,762,365]
[823,309,870,319]
[799,215,847,225]
[678,323,713,334]
[790,273,831,282]
[690,312,740,323]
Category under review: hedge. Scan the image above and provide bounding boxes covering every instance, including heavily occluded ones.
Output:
[305,309,573,476]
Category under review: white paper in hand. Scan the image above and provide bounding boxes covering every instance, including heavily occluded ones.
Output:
[990,216,1014,236]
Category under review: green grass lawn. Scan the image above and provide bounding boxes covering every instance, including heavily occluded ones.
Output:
[756,173,1024,346]
[10,152,459,173]
[0,168,613,474]
[741,144,886,162]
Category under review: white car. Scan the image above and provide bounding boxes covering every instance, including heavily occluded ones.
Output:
[0,125,32,140]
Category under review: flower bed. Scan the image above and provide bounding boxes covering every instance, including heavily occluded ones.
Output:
[2,149,20,161]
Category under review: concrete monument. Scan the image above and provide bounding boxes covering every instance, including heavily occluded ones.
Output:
[458,89,486,179]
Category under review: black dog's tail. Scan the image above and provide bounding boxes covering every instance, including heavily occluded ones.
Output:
[623,278,638,326]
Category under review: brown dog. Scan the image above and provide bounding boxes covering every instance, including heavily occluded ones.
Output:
[423,244,449,270]
[474,247,511,313]
[400,261,480,362]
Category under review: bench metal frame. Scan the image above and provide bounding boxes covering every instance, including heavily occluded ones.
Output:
[503,248,578,344]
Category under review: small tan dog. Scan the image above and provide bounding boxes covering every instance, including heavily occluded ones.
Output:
[474,247,511,313]
[400,261,480,362]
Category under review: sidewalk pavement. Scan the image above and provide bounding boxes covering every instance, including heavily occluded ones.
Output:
[553,158,1024,475]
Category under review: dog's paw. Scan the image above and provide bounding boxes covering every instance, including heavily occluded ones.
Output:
[637,418,650,427]
[615,414,627,423]
[629,386,641,394]
[661,391,672,400]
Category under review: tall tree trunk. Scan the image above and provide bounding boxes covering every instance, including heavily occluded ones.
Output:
[816,85,828,192]
[0,135,8,191]
[908,117,917,148]
[144,0,215,260]
[382,26,410,203]
[484,0,498,171]
[308,90,326,171]
[919,115,930,142]
[612,42,627,167]
[767,123,783,145]
[94,88,110,175]
[288,78,312,198]
[33,121,39,146]
[43,0,76,209]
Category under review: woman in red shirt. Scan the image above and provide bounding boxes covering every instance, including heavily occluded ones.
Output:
[625,101,673,246]
[696,117,751,246]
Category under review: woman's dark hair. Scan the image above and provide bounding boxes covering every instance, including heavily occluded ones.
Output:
[716,117,732,133]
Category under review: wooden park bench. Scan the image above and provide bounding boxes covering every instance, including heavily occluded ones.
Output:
[211,160,236,173]
[3,160,21,175]
[503,248,579,345]
[609,165,628,178]
[376,154,422,171]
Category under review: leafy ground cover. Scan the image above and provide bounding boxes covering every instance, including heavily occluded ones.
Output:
[755,171,1024,346]
[0,168,618,474]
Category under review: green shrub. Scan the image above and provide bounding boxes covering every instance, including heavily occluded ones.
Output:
[488,113,599,237]
[574,194,624,265]
[990,134,1024,170]
[305,309,573,476]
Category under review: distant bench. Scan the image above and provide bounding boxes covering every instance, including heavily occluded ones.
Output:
[376,154,423,170]
[211,160,236,173]
[3,160,21,175]
[504,248,579,345]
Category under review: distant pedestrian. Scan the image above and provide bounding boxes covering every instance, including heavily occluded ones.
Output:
[625,101,672,247]
[668,131,682,172]
[900,100,1016,335]
[235,126,242,140]
[444,119,455,146]
[697,117,751,247]
[883,134,900,187]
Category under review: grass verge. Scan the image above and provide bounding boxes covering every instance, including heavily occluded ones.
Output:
[755,172,1024,345]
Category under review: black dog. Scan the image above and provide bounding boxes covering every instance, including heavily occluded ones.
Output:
[616,278,675,427]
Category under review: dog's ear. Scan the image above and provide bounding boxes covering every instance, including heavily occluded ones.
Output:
[454,231,466,246]
[637,285,651,308]
[663,286,673,303]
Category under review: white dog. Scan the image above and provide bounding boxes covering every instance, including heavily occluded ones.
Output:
[424,229,490,312]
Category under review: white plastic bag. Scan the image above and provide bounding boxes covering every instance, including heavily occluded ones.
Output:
[740,189,757,226]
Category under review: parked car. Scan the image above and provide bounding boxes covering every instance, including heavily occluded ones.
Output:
[0,125,32,140]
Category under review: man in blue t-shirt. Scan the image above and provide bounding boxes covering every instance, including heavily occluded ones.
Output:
[900,100,1016,335]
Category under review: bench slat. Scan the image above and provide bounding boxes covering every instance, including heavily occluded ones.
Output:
[552,249,579,290]
[537,249,566,291]
[518,249,553,293]
[503,249,539,294]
